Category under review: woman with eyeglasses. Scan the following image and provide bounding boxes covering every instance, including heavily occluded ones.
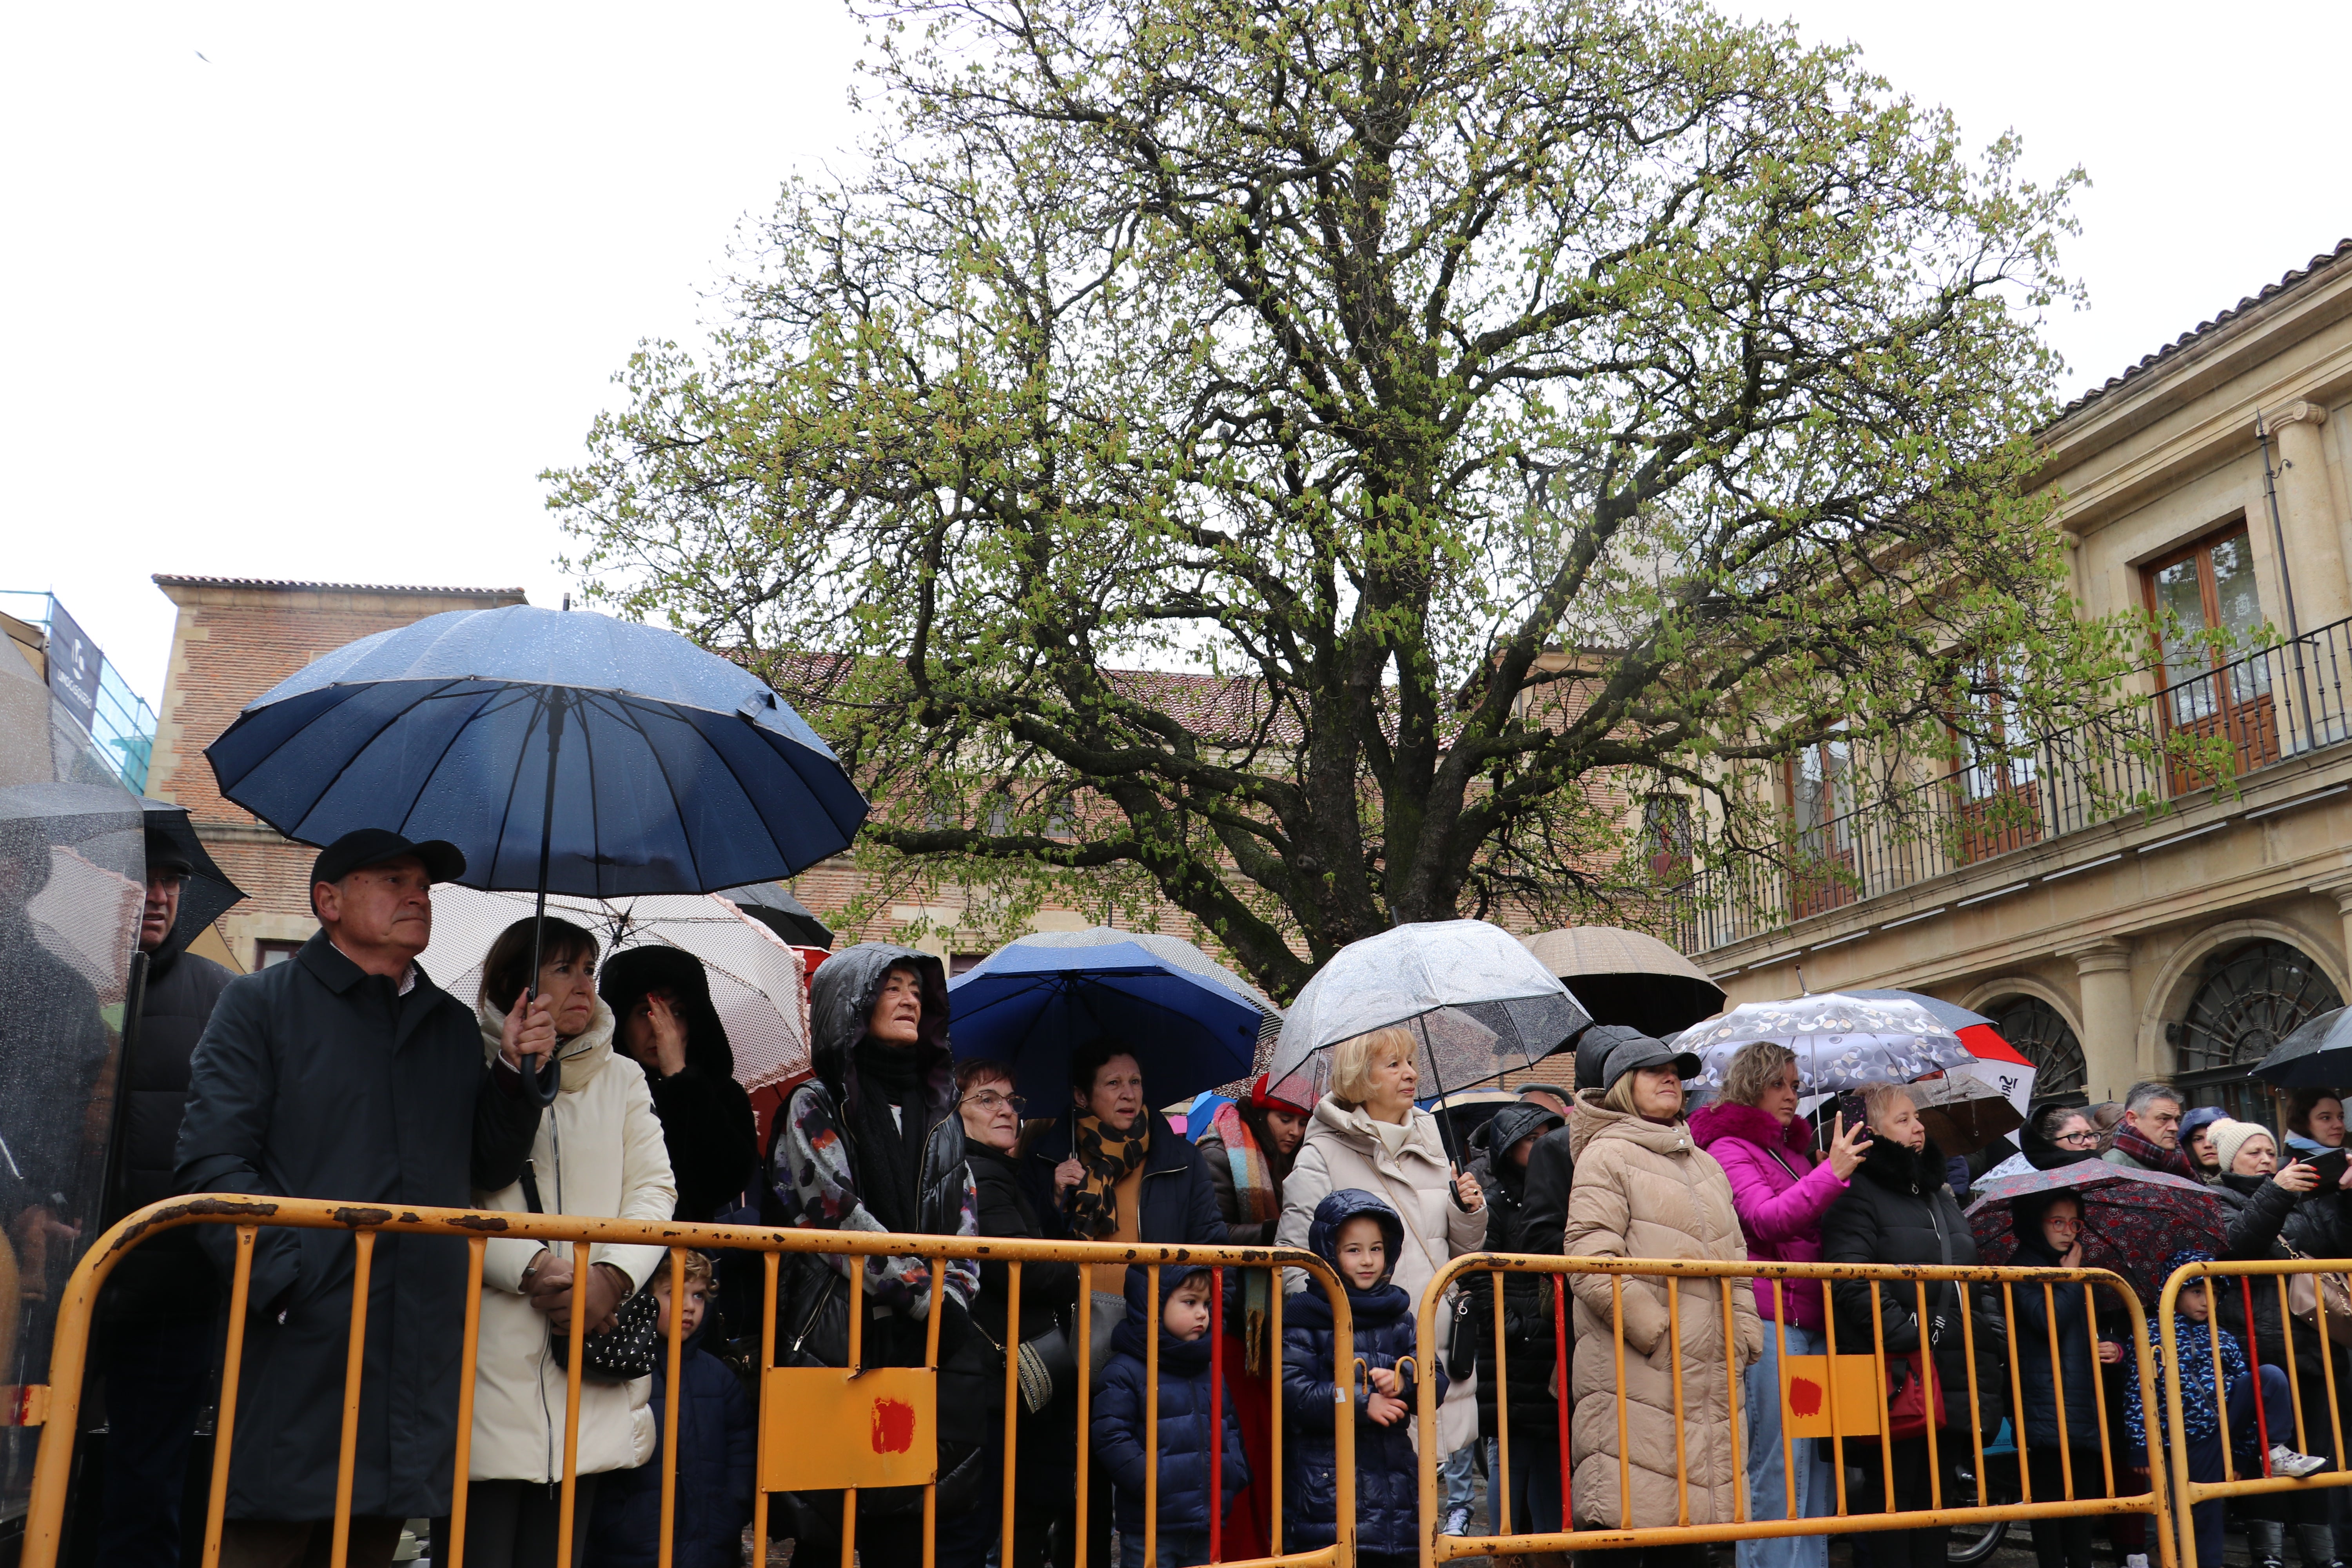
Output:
[936,1060,1082,1568]
[1980,1105,2105,1184]
[2006,1191,2129,1568]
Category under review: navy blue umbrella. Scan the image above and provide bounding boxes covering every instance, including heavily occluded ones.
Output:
[206,603,867,1102]
[947,929,1279,1108]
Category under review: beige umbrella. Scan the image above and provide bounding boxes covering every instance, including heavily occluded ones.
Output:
[1520,926,1727,1039]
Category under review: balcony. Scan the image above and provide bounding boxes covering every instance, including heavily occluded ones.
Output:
[1681,614,2352,954]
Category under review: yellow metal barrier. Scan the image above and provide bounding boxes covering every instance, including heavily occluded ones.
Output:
[1415,1252,2178,1568]
[22,1196,1359,1568]
[2158,1255,2352,1568]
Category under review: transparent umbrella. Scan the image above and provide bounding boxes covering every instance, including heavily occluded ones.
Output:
[1683,993,1974,1097]
[1269,920,1591,1167]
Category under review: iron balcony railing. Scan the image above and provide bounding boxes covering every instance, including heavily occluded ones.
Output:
[1677,613,2352,953]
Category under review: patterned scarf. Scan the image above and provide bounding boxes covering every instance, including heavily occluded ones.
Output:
[2111,1122,2196,1180]
[1209,1101,1282,1223]
[1065,1113,1150,1238]
[1210,1100,1284,1374]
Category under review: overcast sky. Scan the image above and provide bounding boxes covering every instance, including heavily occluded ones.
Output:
[5,3,2348,717]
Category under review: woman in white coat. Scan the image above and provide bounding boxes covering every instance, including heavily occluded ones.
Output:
[1275,1027,1487,1525]
[466,918,678,1568]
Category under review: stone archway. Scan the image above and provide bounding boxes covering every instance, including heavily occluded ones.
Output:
[2161,930,2343,1128]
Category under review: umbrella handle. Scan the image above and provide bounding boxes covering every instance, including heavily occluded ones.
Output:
[521,1053,561,1108]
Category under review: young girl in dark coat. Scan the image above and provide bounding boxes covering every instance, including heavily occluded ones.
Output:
[1283,1188,1443,1568]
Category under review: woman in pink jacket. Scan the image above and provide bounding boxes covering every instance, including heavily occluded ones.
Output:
[1688,1043,1872,1568]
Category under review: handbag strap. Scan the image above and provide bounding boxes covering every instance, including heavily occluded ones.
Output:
[519,1160,544,1216]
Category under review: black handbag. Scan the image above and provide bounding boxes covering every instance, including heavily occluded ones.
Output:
[519,1162,662,1383]
[779,1250,851,1369]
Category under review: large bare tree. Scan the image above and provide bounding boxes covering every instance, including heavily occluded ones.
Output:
[552,0,2121,1000]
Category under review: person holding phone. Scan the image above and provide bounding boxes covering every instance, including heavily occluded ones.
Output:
[2215,1119,2352,1568]
[1690,1043,1873,1568]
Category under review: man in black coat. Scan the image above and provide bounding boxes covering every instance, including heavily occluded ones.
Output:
[175,830,549,1568]
[94,822,237,1568]
[1466,1100,1568,1538]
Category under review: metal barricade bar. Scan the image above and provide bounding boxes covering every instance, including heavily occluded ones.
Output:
[23,1196,1359,1568]
[1416,1252,2177,1568]
[2159,1256,2352,1568]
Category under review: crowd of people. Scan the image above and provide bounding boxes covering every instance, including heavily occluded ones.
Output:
[87,828,2352,1568]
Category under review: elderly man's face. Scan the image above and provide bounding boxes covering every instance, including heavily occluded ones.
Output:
[2129,1097,2184,1150]
[315,856,434,959]
[140,871,184,952]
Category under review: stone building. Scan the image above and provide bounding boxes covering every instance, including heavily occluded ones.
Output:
[1693,239,2352,1125]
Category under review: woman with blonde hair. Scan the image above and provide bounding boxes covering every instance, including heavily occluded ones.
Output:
[1275,1026,1487,1523]
[1564,1029,1760,1550]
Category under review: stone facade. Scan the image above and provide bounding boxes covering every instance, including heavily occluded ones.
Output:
[1699,240,2352,1121]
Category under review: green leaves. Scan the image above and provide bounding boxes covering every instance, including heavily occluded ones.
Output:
[549,0,2120,999]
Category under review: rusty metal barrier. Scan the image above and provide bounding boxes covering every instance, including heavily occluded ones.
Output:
[21,1196,1359,1568]
[1415,1253,2178,1568]
[2158,1255,2352,1568]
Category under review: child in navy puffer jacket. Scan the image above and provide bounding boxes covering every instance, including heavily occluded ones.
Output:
[1092,1263,1250,1568]
[1284,1188,1444,1568]
[583,1253,755,1568]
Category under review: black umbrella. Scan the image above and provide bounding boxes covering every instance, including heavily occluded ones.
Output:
[2255,1007,2352,1088]
[718,880,835,949]
[140,799,246,954]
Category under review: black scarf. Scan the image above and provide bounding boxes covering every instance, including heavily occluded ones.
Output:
[850,1036,926,1234]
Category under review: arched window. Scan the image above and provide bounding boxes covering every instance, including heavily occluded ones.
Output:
[1989,996,2086,1103]
[2173,938,2342,1129]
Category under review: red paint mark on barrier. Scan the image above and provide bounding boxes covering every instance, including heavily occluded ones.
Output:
[1787,1377,1824,1418]
[871,1397,917,1453]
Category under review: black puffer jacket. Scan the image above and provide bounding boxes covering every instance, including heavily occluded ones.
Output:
[1819,1135,2006,1436]
[964,1143,1081,1503]
[2007,1226,2103,1451]
[2265,1181,2352,1423]
[102,940,233,1324]
[599,946,759,1222]
[1466,1102,1564,1444]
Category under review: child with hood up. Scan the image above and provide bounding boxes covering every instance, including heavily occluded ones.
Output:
[1092,1263,1252,1568]
[1284,1188,1444,1568]
[2122,1249,2326,1568]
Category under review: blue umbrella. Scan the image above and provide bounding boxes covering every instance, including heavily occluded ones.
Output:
[947,928,1278,1107]
[206,603,867,1102]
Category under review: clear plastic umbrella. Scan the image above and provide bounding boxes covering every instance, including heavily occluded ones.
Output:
[420,885,812,1094]
[1683,993,1974,1097]
[1269,920,1591,1165]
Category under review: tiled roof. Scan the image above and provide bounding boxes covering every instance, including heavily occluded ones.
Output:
[152,575,525,597]
[2054,238,2352,421]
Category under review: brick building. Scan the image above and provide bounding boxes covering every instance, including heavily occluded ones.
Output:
[147,576,525,969]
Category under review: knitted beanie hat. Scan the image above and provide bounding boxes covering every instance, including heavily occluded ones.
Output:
[2208,1118,2274,1176]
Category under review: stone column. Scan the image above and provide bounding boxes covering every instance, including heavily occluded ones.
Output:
[2321,881,2352,990]
[2264,402,2352,631]
[2067,940,2139,1100]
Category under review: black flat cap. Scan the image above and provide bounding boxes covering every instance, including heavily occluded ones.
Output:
[310,828,466,888]
[1602,1030,1704,1090]
[144,825,196,874]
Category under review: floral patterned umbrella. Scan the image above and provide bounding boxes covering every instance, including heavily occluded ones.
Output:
[1967,1163,2227,1308]
[1684,993,1973,1097]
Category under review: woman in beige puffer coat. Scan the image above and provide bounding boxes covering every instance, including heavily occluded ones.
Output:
[1275,1026,1488,1454]
[464,919,678,1568]
[1564,1033,1762,1532]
